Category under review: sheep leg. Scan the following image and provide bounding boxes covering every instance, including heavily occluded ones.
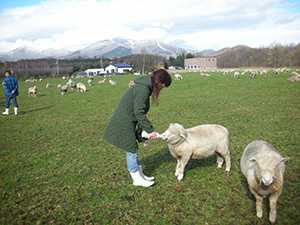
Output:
[177,156,190,181]
[175,159,181,177]
[250,188,263,219]
[216,152,224,168]
[223,151,231,172]
[269,190,281,224]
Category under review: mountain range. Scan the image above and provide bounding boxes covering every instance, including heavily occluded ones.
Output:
[0,38,251,62]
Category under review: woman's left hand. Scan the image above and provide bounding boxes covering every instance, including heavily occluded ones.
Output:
[148,131,157,139]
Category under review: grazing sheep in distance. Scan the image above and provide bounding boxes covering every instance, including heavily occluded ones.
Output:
[273,68,280,76]
[25,79,34,83]
[62,76,67,80]
[260,69,268,77]
[98,78,106,84]
[287,72,300,82]
[128,81,135,87]
[223,71,228,75]
[87,78,93,86]
[161,123,231,181]
[57,84,68,95]
[109,79,118,85]
[46,83,52,88]
[240,140,289,224]
[174,74,183,80]
[66,79,76,90]
[234,71,239,79]
[250,69,258,78]
[77,82,87,92]
[28,86,37,97]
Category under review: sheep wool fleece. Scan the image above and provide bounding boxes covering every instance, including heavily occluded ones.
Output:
[103,75,154,153]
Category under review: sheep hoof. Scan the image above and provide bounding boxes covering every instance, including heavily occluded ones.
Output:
[177,174,183,181]
[225,168,230,172]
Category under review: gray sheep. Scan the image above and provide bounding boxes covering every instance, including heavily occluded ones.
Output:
[161,123,231,181]
[240,140,289,224]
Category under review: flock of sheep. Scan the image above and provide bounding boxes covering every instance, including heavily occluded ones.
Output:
[26,74,121,97]
[173,67,300,81]
[160,123,289,224]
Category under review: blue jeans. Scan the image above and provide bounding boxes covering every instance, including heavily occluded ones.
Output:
[126,149,141,173]
[5,96,18,108]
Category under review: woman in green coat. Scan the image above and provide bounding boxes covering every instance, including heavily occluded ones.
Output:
[103,69,172,187]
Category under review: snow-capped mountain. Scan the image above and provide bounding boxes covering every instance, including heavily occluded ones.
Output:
[0,38,193,62]
[65,38,190,59]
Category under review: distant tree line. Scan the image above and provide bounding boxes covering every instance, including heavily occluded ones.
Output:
[217,42,300,68]
[1,42,299,78]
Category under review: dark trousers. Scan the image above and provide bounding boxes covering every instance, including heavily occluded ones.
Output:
[5,96,18,108]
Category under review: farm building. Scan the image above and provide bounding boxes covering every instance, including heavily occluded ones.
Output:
[105,63,133,73]
[184,57,217,69]
[85,68,105,76]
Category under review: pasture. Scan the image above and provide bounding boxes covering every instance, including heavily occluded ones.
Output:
[0,71,299,224]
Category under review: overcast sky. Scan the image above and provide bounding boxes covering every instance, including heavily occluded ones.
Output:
[0,0,299,53]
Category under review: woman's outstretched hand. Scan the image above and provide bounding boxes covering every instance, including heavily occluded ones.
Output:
[148,131,157,139]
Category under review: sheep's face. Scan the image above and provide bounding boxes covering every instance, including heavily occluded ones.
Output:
[251,157,282,186]
[162,123,187,145]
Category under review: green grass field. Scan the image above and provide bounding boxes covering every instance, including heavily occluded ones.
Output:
[0,71,299,224]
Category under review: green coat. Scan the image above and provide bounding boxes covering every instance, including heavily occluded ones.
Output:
[103,75,155,152]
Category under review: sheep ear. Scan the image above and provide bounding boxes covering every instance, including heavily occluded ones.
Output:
[249,157,256,163]
[280,157,290,163]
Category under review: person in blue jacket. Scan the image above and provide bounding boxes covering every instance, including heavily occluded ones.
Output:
[2,70,19,115]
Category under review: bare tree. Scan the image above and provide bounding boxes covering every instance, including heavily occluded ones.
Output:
[269,42,284,68]
[141,48,148,74]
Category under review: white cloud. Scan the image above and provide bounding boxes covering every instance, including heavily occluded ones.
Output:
[0,0,299,53]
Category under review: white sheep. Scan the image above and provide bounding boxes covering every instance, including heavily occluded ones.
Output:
[28,86,37,97]
[128,81,135,87]
[161,123,231,181]
[250,69,258,79]
[234,71,239,79]
[87,78,93,86]
[240,140,289,224]
[98,78,106,84]
[57,84,68,95]
[260,69,268,77]
[109,79,118,85]
[273,68,280,76]
[46,83,52,88]
[174,74,183,80]
[76,82,87,92]
[287,72,300,82]
[25,79,33,83]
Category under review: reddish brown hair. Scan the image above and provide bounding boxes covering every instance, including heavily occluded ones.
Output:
[151,69,172,105]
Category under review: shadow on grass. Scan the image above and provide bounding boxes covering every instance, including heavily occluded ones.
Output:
[140,147,219,176]
[20,105,54,114]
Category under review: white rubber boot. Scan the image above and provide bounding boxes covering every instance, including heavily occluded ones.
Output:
[130,171,154,187]
[2,108,9,115]
[138,165,154,181]
[14,107,18,115]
